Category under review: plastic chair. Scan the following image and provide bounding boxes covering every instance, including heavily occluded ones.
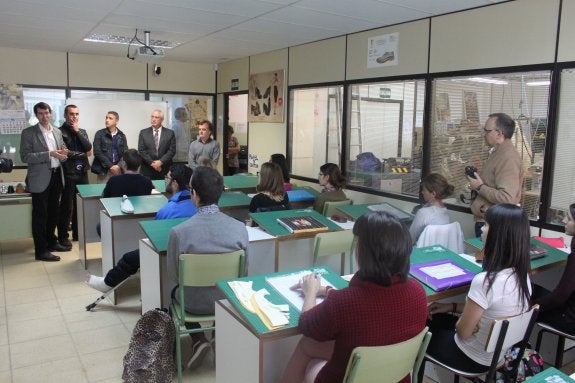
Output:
[419,305,539,383]
[535,322,575,368]
[170,250,245,383]
[312,230,355,275]
[343,327,431,383]
[416,222,465,254]
[322,199,352,217]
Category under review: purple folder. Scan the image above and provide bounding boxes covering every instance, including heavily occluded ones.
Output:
[410,259,475,291]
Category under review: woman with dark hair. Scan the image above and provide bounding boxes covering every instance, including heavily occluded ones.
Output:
[410,173,454,243]
[270,153,292,191]
[533,203,575,334]
[313,163,347,213]
[423,204,532,376]
[280,211,428,383]
[249,162,290,213]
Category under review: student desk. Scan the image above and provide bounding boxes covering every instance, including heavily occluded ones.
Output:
[100,194,167,304]
[223,174,259,192]
[76,181,166,268]
[0,194,32,241]
[465,237,568,274]
[250,209,343,272]
[218,191,252,211]
[215,266,348,383]
[138,221,275,314]
[336,202,414,223]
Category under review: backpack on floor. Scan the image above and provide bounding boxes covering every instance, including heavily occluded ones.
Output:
[123,308,176,383]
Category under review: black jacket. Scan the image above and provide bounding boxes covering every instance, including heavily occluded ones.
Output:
[91,128,128,175]
[59,122,92,178]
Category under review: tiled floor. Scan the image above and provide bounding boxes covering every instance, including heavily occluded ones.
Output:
[0,238,215,383]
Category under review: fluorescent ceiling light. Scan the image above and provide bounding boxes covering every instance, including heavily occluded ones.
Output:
[84,34,180,49]
[526,80,550,86]
[467,77,508,85]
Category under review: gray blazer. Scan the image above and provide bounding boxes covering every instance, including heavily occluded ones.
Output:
[138,126,176,178]
[20,123,65,193]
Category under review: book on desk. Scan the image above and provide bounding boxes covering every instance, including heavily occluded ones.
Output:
[276,216,328,234]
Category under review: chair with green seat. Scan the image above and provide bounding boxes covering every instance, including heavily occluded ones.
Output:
[343,327,431,383]
[312,230,355,275]
[322,199,352,217]
[170,250,245,383]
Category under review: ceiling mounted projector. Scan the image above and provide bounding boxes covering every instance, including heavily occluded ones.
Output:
[134,46,165,63]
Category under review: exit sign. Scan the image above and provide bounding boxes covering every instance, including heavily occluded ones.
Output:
[379,87,391,98]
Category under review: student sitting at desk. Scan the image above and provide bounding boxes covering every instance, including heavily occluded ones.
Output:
[86,164,195,292]
[102,149,153,198]
[313,162,347,214]
[249,162,290,213]
[409,173,454,243]
[280,211,428,383]
[423,204,531,378]
[270,153,293,191]
[167,166,249,370]
[533,202,575,334]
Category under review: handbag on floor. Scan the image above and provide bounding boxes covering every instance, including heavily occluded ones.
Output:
[123,308,175,383]
[496,347,544,383]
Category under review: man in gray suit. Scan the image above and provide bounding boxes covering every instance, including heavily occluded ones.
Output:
[20,102,69,261]
[138,109,176,180]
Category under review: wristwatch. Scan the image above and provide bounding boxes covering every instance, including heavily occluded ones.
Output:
[476,184,484,192]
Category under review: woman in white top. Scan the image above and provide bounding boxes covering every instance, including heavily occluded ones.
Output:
[409,173,453,243]
[421,204,532,376]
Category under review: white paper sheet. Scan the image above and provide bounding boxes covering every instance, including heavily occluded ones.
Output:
[266,268,335,311]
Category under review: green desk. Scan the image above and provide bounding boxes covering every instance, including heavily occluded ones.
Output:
[465,237,568,274]
[215,266,347,383]
[250,209,343,271]
[218,191,252,210]
[223,174,259,192]
[76,184,106,268]
[100,194,167,304]
[152,179,166,193]
[139,218,187,313]
[336,202,414,223]
[528,367,575,383]
[410,245,483,301]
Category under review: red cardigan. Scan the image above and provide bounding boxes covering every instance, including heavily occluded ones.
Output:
[298,275,428,383]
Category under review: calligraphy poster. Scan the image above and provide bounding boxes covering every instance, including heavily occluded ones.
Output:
[248,69,284,123]
[367,32,399,69]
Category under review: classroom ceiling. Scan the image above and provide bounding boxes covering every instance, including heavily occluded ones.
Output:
[1,0,505,64]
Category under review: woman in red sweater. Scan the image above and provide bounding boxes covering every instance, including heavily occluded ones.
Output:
[279,211,428,383]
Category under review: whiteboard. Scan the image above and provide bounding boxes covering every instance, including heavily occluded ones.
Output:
[66,99,168,162]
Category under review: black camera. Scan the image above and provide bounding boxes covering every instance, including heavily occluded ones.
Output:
[465,165,477,179]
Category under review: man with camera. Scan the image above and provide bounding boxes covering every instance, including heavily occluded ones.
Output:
[467,113,524,236]
[58,105,92,248]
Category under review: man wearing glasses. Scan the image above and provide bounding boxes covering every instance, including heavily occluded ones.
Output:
[467,113,524,236]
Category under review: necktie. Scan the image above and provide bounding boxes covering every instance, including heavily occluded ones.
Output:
[153,129,159,152]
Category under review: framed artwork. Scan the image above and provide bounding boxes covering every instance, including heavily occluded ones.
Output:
[248,69,284,123]
[463,91,479,123]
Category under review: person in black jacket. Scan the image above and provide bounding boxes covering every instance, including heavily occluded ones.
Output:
[57,105,92,247]
[91,111,127,180]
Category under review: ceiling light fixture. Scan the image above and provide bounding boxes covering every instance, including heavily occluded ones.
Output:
[466,77,508,85]
[526,80,550,86]
[84,33,179,49]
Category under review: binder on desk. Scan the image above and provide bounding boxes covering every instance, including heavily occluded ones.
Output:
[276,216,328,234]
[410,259,475,291]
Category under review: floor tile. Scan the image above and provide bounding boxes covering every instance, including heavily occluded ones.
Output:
[70,323,131,355]
[9,334,77,369]
[79,346,126,382]
[8,315,68,344]
[5,286,56,306]
[12,356,88,383]
[6,299,61,322]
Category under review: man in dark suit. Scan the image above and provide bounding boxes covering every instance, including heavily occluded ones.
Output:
[20,102,69,262]
[58,104,92,247]
[138,109,176,180]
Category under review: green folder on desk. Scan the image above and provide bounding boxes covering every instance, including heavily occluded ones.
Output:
[217,266,348,335]
[139,217,188,252]
[527,367,575,383]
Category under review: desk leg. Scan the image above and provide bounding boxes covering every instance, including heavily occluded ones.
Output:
[100,211,116,304]
[215,301,300,383]
[140,239,163,314]
[77,195,87,269]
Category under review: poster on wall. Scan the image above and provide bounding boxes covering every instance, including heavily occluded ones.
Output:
[0,84,26,165]
[248,69,284,123]
[367,32,399,69]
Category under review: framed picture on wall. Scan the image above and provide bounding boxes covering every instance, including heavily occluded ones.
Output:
[248,69,284,123]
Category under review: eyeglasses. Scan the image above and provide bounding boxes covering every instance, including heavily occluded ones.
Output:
[483,128,499,133]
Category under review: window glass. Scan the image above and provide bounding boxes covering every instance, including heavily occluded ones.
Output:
[149,94,213,163]
[290,86,343,178]
[429,71,550,220]
[548,68,575,224]
[346,80,425,196]
[69,90,145,101]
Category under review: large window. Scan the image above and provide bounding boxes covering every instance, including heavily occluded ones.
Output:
[346,80,425,196]
[430,70,551,220]
[548,68,575,224]
[290,86,343,178]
